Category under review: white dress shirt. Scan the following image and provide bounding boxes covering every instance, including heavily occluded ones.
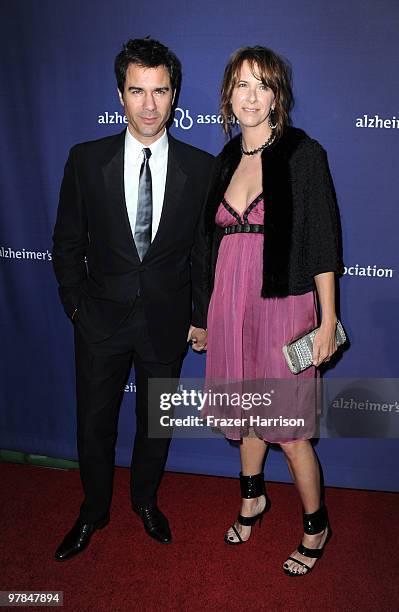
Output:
[124,128,168,242]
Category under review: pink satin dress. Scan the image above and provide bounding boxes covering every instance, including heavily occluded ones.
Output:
[205,194,318,442]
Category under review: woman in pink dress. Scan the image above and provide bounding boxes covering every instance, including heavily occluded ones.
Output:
[200,46,342,576]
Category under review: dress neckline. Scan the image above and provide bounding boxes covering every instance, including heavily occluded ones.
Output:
[222,192,263,224]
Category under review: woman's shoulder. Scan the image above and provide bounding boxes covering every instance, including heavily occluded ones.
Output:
[275,129,329,179]
[210,135,241,177]
[217,134,241,159]
[286,127,327,161]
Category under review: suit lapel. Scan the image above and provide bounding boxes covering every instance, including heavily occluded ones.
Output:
[101,129,140,262]
[143,135,187,259]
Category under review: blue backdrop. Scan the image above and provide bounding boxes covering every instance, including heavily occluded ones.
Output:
[1,0,398,491]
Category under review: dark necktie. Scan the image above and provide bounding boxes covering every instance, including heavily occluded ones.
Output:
[134,147,152,260]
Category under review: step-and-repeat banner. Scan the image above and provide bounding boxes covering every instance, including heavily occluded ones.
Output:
[1,0,398,490]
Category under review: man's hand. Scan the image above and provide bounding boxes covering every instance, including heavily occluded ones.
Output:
[187,325,208,351]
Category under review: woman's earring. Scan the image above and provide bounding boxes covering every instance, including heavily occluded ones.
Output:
[268,107,277,130]
[228,102,236,124]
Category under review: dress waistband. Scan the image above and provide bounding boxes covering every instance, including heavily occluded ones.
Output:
[224,224,264,235]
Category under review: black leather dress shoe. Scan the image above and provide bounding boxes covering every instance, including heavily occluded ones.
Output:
[133,504,172,543]
[54,516,109,561]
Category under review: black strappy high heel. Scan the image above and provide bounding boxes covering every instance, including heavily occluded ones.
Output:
[283,504,332,576]
[224,472,271,545]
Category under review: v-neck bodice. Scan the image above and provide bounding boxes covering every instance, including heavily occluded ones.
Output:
[216,193,264,227]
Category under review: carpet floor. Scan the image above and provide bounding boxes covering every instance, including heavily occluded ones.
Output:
[0,463,398,611]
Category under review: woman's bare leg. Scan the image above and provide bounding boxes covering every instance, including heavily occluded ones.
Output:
[225,435,268,543]
[280,440,329,574]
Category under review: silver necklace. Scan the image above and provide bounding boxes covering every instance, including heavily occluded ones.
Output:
[240,133,276,156]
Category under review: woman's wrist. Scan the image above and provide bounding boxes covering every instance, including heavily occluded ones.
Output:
[320,314,337,328]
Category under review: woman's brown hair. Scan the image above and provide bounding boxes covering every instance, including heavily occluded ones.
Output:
[220,46,294,139]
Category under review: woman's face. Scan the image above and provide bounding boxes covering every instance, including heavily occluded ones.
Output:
[230,60,275,130]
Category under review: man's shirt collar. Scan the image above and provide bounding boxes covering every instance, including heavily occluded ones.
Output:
[125,128,168,164]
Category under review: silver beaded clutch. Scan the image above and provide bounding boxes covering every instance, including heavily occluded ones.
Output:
[282,320,347,374]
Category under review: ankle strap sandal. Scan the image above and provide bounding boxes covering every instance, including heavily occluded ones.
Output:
[224,472,271,545]
[284,504,332,576]
[303,504,328,536]
[239,472,266,499]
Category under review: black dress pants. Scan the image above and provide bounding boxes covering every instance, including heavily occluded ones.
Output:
[74,298,182,523]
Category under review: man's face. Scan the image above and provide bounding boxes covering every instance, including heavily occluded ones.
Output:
[118,63,174,144]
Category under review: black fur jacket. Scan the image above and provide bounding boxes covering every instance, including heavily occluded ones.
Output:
[204,126,343,298]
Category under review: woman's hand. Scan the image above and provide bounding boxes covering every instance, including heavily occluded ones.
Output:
[312,319,337,366]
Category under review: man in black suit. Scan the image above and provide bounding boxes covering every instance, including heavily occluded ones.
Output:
[52,38,212,560]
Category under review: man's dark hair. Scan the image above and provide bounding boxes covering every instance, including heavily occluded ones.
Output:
[115,38,182,94]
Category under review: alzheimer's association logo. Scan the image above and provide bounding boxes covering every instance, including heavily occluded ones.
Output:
[173,108,194,130]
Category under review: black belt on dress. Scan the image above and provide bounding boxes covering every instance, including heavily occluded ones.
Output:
[224,223,264,235]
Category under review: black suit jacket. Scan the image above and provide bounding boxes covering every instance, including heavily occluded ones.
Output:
[52,130,214,362]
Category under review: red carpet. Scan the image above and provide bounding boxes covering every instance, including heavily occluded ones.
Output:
[0,463,398,611]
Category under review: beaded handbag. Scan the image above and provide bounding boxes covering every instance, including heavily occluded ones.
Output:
[282,320,347,374]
